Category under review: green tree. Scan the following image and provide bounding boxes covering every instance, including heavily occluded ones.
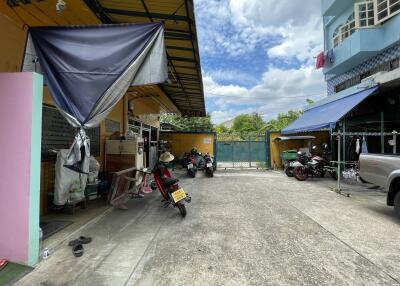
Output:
[231,113,265,134]
[160,113,214,132]
[265,109,304,131]
[215,124,230,135]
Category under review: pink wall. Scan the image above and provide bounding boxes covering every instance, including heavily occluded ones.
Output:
[0,73,34,263]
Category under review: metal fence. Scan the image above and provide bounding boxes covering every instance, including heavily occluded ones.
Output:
[216,132,270,168]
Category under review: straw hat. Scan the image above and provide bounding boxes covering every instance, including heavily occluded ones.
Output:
[159,152,174,163]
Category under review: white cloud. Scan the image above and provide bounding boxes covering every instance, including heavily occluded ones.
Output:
[205,66,326,124]
[195,0,327,124]
[195,0,323,62]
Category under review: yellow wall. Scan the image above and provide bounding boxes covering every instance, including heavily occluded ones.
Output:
[160,132,215,159]
[0,13,26,72]
[269,131,330,169]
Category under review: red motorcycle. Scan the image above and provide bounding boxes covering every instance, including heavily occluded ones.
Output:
[151,160,191,217]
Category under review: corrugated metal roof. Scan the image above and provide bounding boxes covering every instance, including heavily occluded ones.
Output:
[88,0,206,117]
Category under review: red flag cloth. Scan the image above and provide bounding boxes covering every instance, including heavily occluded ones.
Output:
[315,52,325,69]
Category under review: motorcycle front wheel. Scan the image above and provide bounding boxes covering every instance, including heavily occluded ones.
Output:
[285,167,294,177]
[294,166,308,181]
[177,203,187,217]
[188,169,196,178]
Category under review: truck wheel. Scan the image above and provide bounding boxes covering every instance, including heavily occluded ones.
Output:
[394,192,400,218]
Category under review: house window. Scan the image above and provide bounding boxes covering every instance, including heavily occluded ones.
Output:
[340,13,356,41]
[355,1,375,28]
[374,0,400,24]
[332,26,341,48]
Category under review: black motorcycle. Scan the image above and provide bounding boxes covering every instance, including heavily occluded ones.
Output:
[185,152,197,178]
[294,144,337,181]
[285,151,311,177]
[203,153,215,177]
[293,154,326,181]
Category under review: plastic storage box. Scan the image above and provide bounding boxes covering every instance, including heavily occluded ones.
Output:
[282,150,298,161]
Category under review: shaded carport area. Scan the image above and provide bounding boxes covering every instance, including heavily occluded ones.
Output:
[16,170,400,285]
[283,81,400,180]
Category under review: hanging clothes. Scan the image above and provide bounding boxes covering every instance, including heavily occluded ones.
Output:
[361,136,369,154]
[316,52,325,69]
[355,138,361,154]
[327,49,335,64]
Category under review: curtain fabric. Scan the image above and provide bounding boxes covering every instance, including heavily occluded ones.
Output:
[22,23,168,170]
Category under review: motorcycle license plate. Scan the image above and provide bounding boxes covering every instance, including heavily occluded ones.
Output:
[187,163,193,169]
[206,163,212,168]
[171,188,186,203]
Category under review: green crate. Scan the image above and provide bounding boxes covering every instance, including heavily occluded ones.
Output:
[85,183,98,200]
[282,150,298,161]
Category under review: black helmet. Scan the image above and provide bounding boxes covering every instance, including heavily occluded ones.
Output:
[190,147,198,155]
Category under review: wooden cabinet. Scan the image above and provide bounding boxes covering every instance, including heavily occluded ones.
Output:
[106,154,136,173]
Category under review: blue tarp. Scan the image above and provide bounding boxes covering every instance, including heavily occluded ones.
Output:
[23,23,167,127]
[22,23,168,172]
[282,86,378,134]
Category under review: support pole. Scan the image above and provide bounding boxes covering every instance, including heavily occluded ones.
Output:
[381,112,385,153]
[342,118,346,162]
[336,132,342,193]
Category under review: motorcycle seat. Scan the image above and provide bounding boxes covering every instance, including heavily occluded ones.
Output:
[164,178,179,187]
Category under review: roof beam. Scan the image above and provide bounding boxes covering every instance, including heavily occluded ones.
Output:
[102,7,191,23]
[83,0,113,23]
[168,65,197,70]
[140,0,153,22]
[165,32,192,40]
[168,56,197,63]
[166,46,193,52]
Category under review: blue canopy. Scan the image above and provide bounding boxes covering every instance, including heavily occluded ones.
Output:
[282,86,378,134]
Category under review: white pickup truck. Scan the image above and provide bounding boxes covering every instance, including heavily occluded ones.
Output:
[359,153,400,216]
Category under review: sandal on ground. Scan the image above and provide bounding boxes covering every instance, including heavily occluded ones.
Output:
[0,259,8,271]
[72,244,84,257]
[68,236,92,246]
[78,236,92,244]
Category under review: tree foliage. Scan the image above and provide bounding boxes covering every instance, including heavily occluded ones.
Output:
[215,124,230,135]
[264,109,303,131]
[160,113,214,132]
[231,113,265,134]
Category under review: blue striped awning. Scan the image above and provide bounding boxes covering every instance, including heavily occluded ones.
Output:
[282,86,378,134]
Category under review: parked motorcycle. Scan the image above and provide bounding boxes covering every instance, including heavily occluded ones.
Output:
[203,153,215,177]
[294,144,337,181]
[186,149,198,178]
[151,152,191,217]
[293,153,326,181]
[284,151,311,177]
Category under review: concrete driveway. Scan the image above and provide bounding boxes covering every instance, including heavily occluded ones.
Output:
[17,170,400,286]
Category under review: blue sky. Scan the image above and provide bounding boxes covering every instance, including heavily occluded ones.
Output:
[194,0,327,124]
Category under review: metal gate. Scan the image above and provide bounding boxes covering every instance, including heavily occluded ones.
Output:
[216,132,270,168]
